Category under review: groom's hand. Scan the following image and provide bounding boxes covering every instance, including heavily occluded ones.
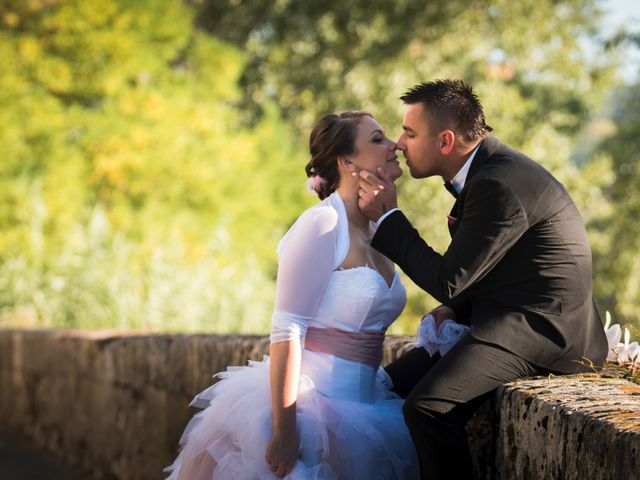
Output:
[430,305,457,330]
[358,167,398,222]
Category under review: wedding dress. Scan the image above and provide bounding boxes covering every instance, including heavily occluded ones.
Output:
[164,192,419,479]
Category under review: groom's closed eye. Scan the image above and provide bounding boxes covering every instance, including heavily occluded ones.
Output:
[402,127,415,138]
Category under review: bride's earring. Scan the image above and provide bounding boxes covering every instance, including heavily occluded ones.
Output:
[343,158,357,177]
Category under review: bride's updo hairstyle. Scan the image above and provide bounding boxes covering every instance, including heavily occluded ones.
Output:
[305,111,372,200]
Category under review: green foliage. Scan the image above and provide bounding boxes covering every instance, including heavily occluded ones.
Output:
[0,0,311,332]
[0,0,632,334]
[0,207,276,332]
[192,0,613,133]
[589,84,640,330]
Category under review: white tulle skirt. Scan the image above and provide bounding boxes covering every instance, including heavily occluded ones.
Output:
[164,356,419,479]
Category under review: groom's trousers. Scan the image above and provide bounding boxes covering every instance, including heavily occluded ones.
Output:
[385,334,550,480]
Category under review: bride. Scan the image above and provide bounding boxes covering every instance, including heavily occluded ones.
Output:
[165,111,419,479]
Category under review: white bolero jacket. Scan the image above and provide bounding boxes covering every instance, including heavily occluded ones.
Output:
[270,192,352,344]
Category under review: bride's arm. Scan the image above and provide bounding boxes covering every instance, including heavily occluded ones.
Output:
[265,206,339,477]
[266,340,302,477]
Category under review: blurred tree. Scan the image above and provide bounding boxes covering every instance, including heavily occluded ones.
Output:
[0,0,627,333]
[591,81,640,329]
[573,26,640,330]
[190,0,613,132]
[0,0,311,331]
[188,0,471,124]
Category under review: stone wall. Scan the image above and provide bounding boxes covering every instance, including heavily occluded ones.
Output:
[496,375,639,479]
[0,329,638,479]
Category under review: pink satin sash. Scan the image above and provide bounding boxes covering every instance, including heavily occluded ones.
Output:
[304,326,385,368]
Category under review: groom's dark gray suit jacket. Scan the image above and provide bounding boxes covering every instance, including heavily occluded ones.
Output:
[372,136,608,373]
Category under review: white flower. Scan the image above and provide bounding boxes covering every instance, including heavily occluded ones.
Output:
[627,343,640,367]
[602,311,640,366]
[616,327,640,366]
[604,311,622,361]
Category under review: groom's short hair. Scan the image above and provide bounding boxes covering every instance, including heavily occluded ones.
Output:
[400,80,492,144]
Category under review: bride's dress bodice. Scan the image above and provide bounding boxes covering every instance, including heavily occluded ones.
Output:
[312,267,405,332]
[301,266,406,402]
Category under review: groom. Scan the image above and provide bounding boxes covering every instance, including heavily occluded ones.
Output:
[357,80,608,479]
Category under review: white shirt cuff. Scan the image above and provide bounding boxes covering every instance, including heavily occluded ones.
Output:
[374,208,400,229]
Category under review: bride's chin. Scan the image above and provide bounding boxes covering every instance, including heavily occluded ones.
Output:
[388,168,403,181]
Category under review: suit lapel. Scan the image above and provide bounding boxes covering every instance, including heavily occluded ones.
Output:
[447,136,500,239]
[465,135,500,183]
[448,204,459,238]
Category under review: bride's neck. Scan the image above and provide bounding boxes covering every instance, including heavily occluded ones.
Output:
[336,185,370,231]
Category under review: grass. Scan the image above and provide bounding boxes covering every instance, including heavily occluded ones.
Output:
[0,208,275,334]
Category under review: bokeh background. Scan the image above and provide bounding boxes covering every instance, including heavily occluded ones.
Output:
[1,0,639,335]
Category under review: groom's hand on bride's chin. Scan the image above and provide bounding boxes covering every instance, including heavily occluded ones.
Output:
[357,167,398,222]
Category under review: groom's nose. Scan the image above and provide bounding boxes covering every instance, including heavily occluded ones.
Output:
[396,134,407,150]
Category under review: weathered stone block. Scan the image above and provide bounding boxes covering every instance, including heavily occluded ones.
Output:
[496,375,640,480]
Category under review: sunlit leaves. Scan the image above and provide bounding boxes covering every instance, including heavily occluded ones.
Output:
[0,0,309,331]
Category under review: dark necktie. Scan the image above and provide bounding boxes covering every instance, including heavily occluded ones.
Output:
[444,181,459,199]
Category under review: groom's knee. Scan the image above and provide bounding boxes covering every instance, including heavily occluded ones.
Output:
[402,393,444,432]
[402,395,421,427]
[403,391,467,440]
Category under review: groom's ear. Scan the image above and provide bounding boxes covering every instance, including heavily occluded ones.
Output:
[439,130,455,156]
